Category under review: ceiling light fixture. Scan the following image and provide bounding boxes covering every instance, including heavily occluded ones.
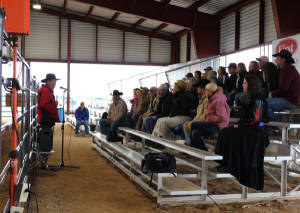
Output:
[33,0,42,10]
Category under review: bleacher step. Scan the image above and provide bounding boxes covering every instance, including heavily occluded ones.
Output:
[161,177,207,196]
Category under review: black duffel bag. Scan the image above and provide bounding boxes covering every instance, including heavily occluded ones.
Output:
[141,152,176,186]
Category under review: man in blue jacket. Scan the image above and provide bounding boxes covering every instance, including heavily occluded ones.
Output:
[75,102,90,136]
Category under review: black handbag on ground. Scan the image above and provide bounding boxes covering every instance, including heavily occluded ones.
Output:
[141,152,176,186]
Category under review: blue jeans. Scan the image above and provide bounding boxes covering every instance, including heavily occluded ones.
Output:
[266,98,297,121]
[100,119,125,135]
[235,92,245,106]
[190,122,220,151]
[227,91,237,106]
[75,120,89,135]
[143,117,158,134]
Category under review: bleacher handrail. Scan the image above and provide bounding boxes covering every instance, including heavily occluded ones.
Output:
[118,127,222,161]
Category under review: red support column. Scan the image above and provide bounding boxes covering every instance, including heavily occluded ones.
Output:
[259,0,265,44]
[96,25,98,61]
[187,32,191,61]
[122,31,125,62]
[67,19,71,115]
[59,16,62,60]
[10,39,19,207]
[148,37,151,63]
[235,11,240,51]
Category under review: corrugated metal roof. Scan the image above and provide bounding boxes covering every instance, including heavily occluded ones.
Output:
[163,25,185,33]
[140,19,163,29]
[67,1,91,14]
[198,0,240,14]
[118,13,141,25]
[92,6,116,20]
[170,0,199,8]
[41,0,63,7]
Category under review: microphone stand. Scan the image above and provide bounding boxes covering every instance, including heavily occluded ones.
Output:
[50,88,79,171]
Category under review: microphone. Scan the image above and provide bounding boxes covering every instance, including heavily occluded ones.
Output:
[60,86,70,91]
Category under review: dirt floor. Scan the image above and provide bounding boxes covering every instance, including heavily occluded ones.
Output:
[3,124,300,212]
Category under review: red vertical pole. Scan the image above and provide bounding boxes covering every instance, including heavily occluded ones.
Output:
[148,37,151,63]
[59,16,62,60]
[122,31,125,62]
[67,19,71,115]
[10,40,18,207]
[95,25,98,61]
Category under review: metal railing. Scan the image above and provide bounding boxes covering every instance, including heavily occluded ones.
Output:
[0,13,39,212]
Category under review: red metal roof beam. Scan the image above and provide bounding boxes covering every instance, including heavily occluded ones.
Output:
[110,12,121,23]
[87,6,94,17]
[174,29,191,38]
[40,7,173,41]
[72,0,218,30]
[62,0,68,14]
[133,18,146,28]
[188,0,212,10]
[153,23,169,36]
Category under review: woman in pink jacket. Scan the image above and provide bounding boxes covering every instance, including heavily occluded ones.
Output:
[190,83,230,151]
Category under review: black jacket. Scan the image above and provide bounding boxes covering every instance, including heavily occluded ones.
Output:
[238,93,269,128]
[152,91,173,118]
[235,71,247,92]
[217,74,229,88]
[215,93,269,190]
[169,90,191,117]
[224,73,237,93]
[188,87,199,110]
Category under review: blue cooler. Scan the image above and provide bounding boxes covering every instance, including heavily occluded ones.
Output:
[57,108,64,122]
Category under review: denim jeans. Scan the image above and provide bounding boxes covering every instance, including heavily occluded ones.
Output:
[100,119,125,135]
[75,120,89,135]
[235,92,245,106]
[190,122,220,151]
[266,98,297,121]
[227,91,237,106]
[143,117,158,134]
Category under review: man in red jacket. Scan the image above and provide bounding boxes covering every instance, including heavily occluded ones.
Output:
[266,50,300,121]
[38,73,60,127]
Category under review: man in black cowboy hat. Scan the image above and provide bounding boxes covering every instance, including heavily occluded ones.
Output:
[266,49,300,121]
[99,90,128,136]
[38,73,60,127]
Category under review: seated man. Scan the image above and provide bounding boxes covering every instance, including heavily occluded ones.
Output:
[152,80,191,139]
[266,50,300,121]
[100,90,127,135]
[75,102,90,136]
[143,83,173,134]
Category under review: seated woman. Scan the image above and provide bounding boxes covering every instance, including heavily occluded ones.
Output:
[152,80,191,139]
[189,83,230,151]
[215,75,269,190]
[183,79,210,145]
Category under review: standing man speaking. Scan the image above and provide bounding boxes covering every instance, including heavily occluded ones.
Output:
[37,73,60,152]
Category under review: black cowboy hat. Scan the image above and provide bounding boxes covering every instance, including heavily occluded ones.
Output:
[112,90,123,96]
[41,73,60,83]
[273,49,295,64]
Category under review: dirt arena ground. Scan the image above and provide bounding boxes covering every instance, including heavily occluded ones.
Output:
[3,124,300,212]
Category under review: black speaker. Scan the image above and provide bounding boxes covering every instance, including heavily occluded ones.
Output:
[37,127,53,152]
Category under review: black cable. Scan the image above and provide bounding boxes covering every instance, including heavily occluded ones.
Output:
[207,195,244,212]
[67,125,72,161]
